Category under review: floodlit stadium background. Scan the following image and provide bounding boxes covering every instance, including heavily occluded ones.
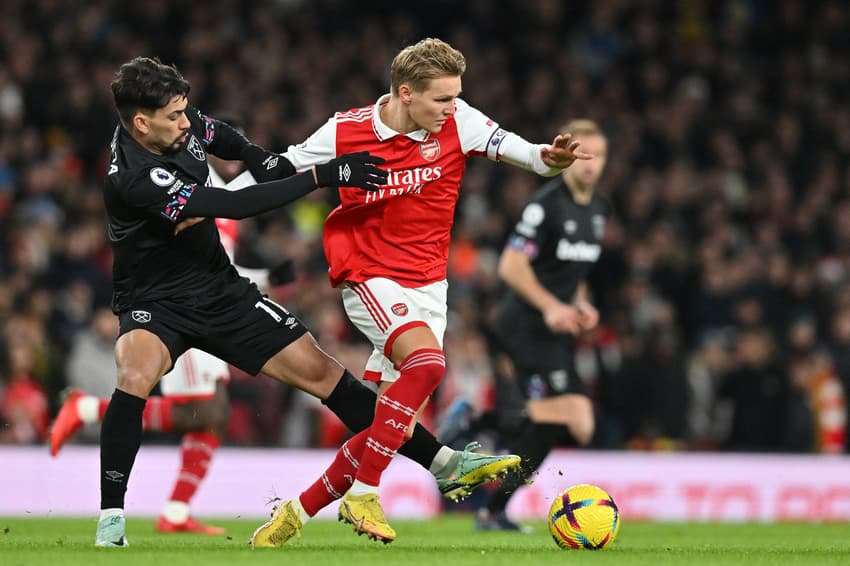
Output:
[2,0,850,521]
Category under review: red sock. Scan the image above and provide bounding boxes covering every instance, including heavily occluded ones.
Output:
[299,431,368,516]
[168,430,221,504]
[142,396,175,432]
[356,349,445,486]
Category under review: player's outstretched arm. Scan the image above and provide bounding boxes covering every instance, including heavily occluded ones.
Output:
[540,133,594,169]
[180,152,387,220]
[240,144,297,183]
[497,132,593,177]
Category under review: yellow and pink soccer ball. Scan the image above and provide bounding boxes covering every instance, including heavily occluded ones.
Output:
[548,483,620,550]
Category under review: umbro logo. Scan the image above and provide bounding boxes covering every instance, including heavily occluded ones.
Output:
[340,163,351,183]
[105,470,125,483]
[131,310,151,323]
[264,156,279,170]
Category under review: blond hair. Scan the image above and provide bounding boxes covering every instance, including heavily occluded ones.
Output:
[390,38,466,95]
[561,119,605,138]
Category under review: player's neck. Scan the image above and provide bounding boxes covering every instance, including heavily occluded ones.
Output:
[380,98,418,134]
[564,177,594,205]
[128,128,164,156]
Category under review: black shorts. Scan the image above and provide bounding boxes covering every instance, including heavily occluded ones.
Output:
[493,327,588,400]
[118,288,308,375]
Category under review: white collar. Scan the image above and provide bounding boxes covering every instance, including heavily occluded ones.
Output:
[372,94,430,142]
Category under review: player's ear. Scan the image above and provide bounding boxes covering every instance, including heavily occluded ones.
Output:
[398,84,413,104]
[132,112,150,135]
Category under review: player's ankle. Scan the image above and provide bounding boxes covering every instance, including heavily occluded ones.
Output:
[161,501,190,523]
[347,480,378,496]
[430,446,458,477]
[292,498,312,525]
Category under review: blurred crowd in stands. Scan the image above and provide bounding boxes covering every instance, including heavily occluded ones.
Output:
[2,0,850,454]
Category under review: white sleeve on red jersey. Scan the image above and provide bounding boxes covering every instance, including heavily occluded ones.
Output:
[455,98,561,177]
[281,117,338,171]
[454,98,502,156]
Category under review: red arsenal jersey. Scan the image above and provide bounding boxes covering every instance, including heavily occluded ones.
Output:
[284,96,508,287]
[214,217,238,260]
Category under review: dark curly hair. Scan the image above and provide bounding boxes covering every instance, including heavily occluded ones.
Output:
[111,57,190,127]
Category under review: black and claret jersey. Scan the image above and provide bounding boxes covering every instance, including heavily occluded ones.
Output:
[498,176,610,334]
[104,106,250,313]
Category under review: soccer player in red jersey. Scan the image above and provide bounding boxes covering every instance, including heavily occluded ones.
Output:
[250,37,591,546]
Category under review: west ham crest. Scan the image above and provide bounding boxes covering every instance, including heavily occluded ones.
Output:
[131,310,151,323]
[187,135,206,161]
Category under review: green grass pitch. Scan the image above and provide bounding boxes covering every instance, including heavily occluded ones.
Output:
[3,515,850,565]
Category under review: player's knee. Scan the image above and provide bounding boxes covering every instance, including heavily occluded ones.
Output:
[116,367,159,397]
[300,341,345,383]
[400,348,445,391]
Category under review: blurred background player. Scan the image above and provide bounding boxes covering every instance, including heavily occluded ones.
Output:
[441,119,609,532]
[49,119,297,535]
[249,37,590,546]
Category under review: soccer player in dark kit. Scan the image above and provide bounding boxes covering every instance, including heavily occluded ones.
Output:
[443,119,610,532]
[94,57,519,547]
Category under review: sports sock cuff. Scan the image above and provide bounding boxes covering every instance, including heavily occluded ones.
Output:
[161,501,190,524]
[430,445,456,475]
[99,508,124,519]
[78,396,101,424]
[399,349,446,371]
[321,370,377,433]
[293,498,312,523]
[348,479,379,495]
[111,388,147,410]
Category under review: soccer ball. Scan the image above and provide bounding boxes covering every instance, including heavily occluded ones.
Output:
[548,483,620,550]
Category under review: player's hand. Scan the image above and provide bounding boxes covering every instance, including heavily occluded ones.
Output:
[241,144,294,182]
[540,133,593,169]
[313,151,388,191]
[574,300,599,331]
[543,302,582,335]
[174,216,205,235]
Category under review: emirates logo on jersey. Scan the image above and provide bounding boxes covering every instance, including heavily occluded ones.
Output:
[363,165,443,203]
[391,303,409,316]
[419,139,440,162]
